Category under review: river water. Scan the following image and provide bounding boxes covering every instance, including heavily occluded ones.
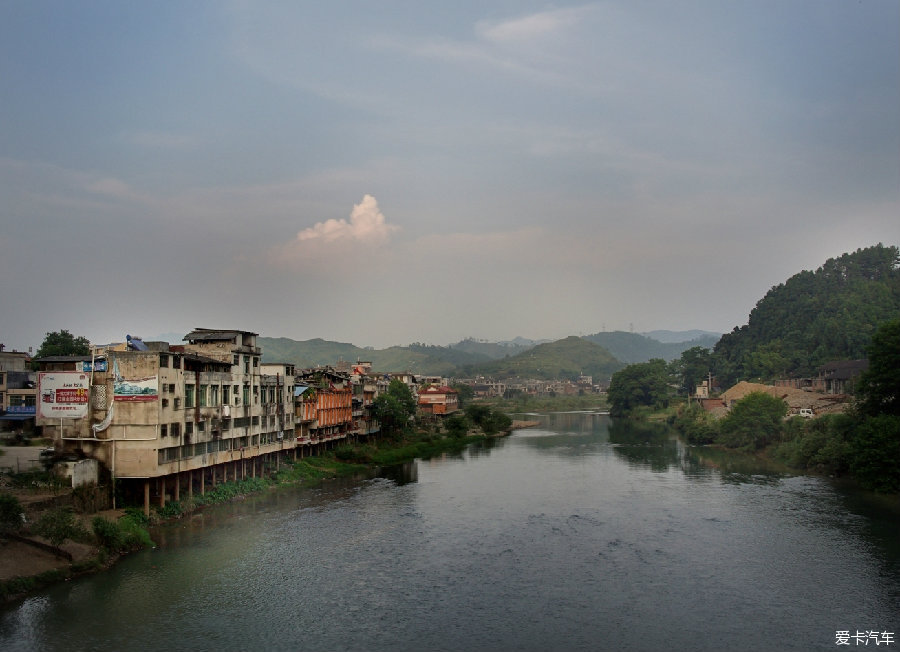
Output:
[2,412,898,651]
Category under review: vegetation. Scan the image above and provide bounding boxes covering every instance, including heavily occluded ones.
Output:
[32,507,89,549]
[607,359,673,417]
[717,392,787,451]
[373,379,418,436]
[583,331,719,364]
[461,336,622,381]
[0,493,24,534]
[34,329,91,360]
[713,244,900,385]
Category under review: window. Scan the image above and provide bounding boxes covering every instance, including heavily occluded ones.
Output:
[199,385,208,407]
[168,383,175,393]
[160,424,168,438]
[243,384,250,406]
[185,422,193,436]
[171,423,181,438]
[173,356,181,369]
[159,354,169,368]
[174,397,181,410]
[251,416,260,426]
[253,357,259,368]
[233,354,239,366]
[185,384,195,409]
[198,421,205,433]
[162,398,169,408]
[210,385,219,406]
[244,356,250,373]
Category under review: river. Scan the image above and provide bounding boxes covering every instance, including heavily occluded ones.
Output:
[2,412,898,651]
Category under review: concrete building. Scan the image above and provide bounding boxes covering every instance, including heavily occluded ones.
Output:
[36,329,296,514]
[0,350,36,436]
[417,385,459,415]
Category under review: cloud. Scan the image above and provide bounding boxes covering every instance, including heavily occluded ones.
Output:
[270,194,400,268]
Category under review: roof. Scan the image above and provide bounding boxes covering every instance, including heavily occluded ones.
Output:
[419,385,458,394]
[183,328,258,342]
[33,355,94,362]
[819,359,869,380]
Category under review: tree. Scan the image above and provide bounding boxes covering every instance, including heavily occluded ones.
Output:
[34,507,85,549]
[848,414,900,492]
[35,329,91,359]
[445,412,469,439]
[607,359,672,417]
[0,494,24,535]
[855,318,900,417]
[450,383,475,408]
[718,391,787,450]
[373,379,417,435]
[671,346,712,395]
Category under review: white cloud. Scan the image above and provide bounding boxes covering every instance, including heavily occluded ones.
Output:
[270,194,400,269]
[295,194,397,243]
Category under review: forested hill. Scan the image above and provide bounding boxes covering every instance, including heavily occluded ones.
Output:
[460,336,623,381]
[714,244,900,384]
[583,331,719,363]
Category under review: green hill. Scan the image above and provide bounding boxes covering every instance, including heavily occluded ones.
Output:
[714,243,900,384]
[461,336,623,381]
[449,338,535,360]
[582,331,719,363]
[259,337,490,375]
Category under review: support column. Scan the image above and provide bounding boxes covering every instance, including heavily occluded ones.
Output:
[144,481,150,518]
[188,470,193,499]
[159,476,166,507]
[174,473,180,502]
[201,469,206,495]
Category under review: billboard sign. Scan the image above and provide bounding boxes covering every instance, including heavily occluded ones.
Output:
[112,358,158,402]
[38,372,90,419]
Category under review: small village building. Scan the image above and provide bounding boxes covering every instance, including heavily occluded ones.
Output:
[417,385,459,415]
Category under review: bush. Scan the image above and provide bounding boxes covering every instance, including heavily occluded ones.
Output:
[33,507,88,548]
[848,414,900,493]
[92,516,124,552]
[718,392,787,451]
[0,493,25,534]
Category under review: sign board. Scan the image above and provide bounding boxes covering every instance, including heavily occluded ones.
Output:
[112,358,158,402]
[38,372,90,419]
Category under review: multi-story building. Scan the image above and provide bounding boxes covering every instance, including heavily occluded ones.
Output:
[294,367,354,452]
[0,350,36,435]
[36,329,296,514]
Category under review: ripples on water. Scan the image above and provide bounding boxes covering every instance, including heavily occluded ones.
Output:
[2,413,897,652]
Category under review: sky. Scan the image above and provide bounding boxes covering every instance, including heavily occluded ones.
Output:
[1,1,898,352]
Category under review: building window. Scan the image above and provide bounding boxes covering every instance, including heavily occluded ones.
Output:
[233,354,239,366]
[243,384,250,406]
[198,421,205,433]
[223,386,230,405]
[253,357,259,368]
[210,385,219,406]
[185,422,193,436]
[159,354,169,368]
[244,356,250,373]
[185,384,195,409]
[171,422,181,438]
[160,424,168,437]
[174,397,181,410]
[199,385,208,407]
[162,398,169,408]
[173,356,181,369]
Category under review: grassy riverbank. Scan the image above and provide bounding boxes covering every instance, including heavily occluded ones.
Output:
[1,426,498,603]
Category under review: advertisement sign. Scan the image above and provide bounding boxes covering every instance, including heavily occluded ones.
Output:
[38,372,90,419]
[113,358,158,402]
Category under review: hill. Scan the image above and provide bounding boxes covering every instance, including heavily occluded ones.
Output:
[448,338,535,360]
[582,331,720,363]
[259,337,491,375]
[460,336,623,381]
[642,329,722,344]
[714,243,900,384]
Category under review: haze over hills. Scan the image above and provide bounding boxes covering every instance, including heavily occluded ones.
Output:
[248,330,719,381]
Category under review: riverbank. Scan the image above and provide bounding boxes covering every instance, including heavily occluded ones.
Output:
[1,421,538,604]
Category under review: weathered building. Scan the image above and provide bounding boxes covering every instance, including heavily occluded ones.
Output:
[36,329,296,514]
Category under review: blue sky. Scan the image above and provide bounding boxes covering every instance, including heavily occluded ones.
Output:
[2,1,898,351]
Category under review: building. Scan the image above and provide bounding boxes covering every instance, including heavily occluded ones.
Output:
[36,329,296,515]
[294,367,355,450]
[0,350,36,436]
[417,385,459,415]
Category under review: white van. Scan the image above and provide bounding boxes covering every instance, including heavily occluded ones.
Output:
[798,408,814,418]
